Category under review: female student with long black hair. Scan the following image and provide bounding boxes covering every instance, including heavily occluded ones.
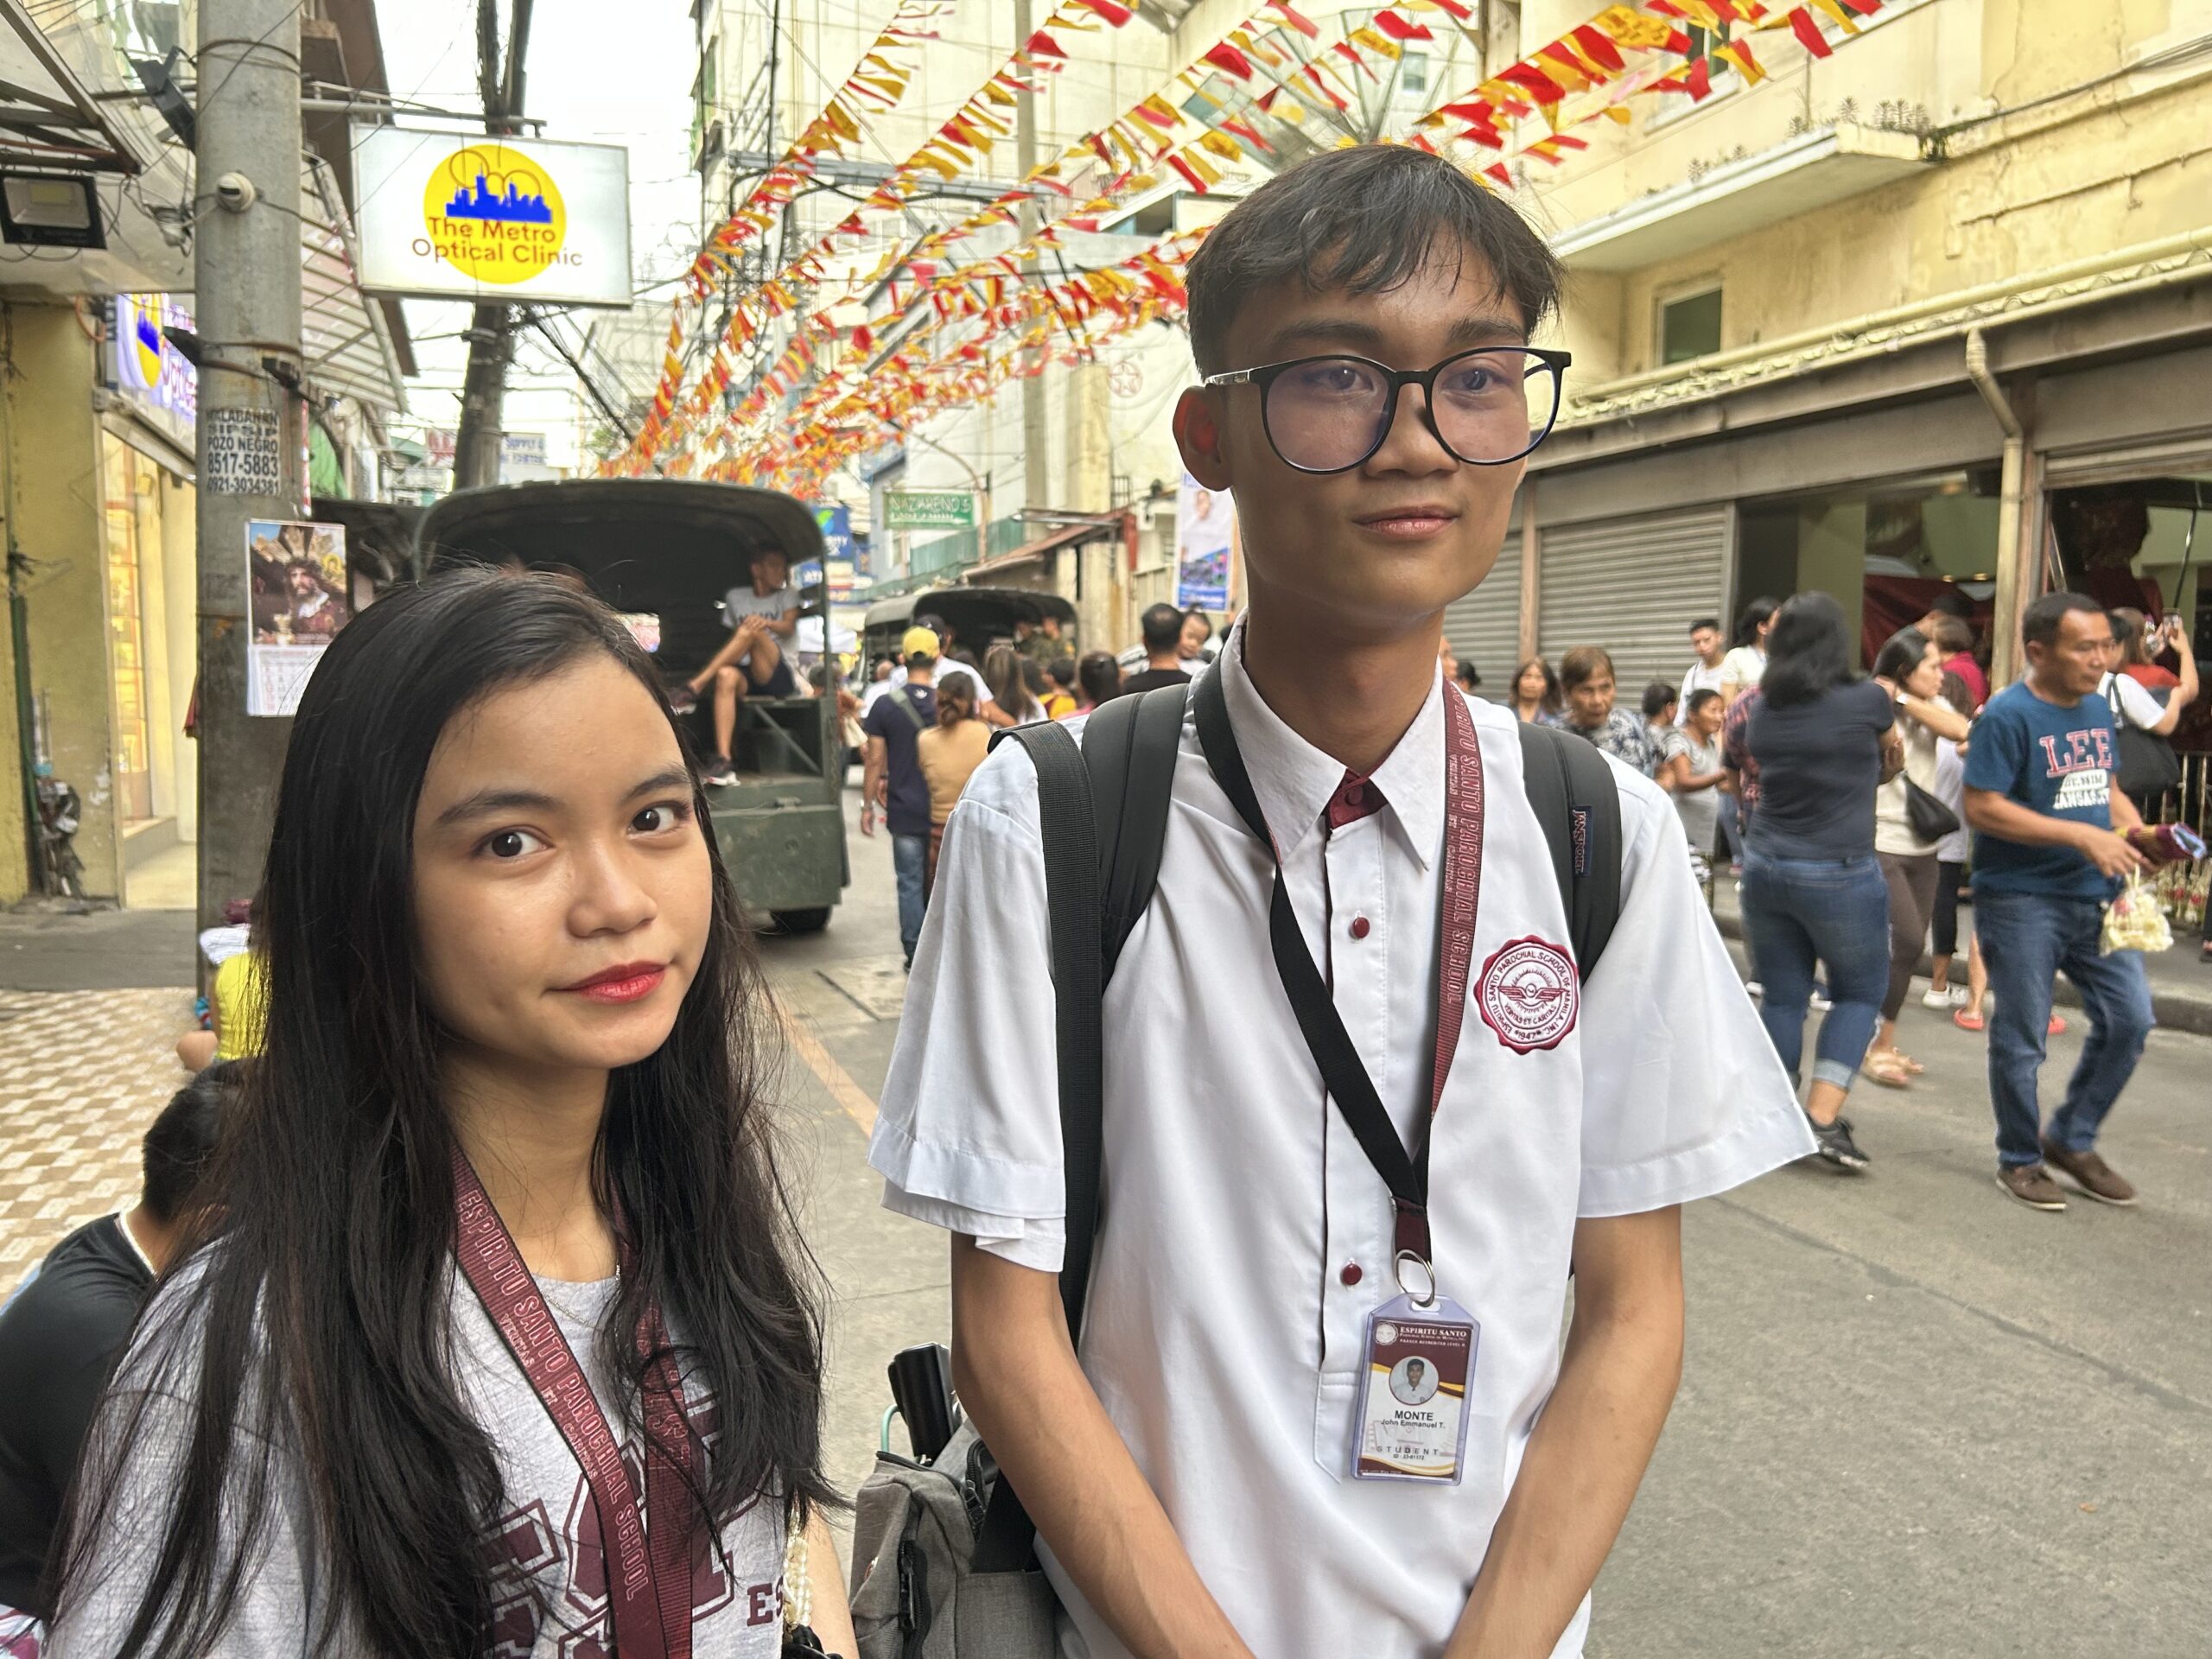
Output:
[52,569,855,1657]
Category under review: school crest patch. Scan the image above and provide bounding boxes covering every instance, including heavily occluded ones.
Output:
[1475,936,1579,1053]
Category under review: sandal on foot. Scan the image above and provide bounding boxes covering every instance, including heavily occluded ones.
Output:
[1954,1008,1986,1032]
[1863,1049,1913,1088]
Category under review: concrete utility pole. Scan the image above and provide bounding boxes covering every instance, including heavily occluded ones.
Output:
[454,0,535,489]
[1014,0,1049,514]
[194,0,306,934]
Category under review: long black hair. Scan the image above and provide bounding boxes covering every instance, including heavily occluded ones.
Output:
[1732,595,1780,650]
[57,569,830,1655]
[1761,591,1859,708]
[1871,626,1930,687]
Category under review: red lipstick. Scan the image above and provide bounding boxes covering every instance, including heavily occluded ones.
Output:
[561,962,668,1004]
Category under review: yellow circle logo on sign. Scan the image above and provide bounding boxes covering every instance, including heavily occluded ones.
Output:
[421,143,567,285]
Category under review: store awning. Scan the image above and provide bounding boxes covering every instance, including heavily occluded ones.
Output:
[0,0,143,175]
[1550,124,1929,274]
[302,154,406,413]
[964,515,1124,583]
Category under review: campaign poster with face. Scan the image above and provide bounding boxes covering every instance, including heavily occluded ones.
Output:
[1175,472,1232,612]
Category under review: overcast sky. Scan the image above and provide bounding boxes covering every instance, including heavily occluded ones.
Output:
[374,0,701,467]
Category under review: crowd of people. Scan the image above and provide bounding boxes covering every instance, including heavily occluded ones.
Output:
[1503,585,2203,1192]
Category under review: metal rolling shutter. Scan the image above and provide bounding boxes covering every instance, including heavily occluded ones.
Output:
[1444,518,1521,694]
[1536,506,1731,696]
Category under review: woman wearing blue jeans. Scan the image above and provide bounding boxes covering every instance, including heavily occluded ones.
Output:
[1724,592,1905,1169]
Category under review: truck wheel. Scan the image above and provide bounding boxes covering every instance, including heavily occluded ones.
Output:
[771,907,831,935]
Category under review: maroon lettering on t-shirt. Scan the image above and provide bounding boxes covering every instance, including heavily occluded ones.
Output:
[747,1580,779,1625]
[2036,728,2114,776]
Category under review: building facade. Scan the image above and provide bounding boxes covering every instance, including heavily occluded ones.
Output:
[0,0,409,906]
[1495,0,2212,712]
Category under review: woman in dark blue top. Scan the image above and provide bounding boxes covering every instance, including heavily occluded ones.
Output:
[1723,592,1903,1171]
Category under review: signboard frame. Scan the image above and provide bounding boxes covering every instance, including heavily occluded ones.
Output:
[882,490,976,531]
[350,124,634,309]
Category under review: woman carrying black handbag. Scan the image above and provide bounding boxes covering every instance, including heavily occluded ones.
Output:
[1867,626,1974,1087]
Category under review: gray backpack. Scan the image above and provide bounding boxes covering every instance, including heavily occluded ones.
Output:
[847,683,1621,1657]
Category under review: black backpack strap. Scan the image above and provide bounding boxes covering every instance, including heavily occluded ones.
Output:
[1515,722,1624,980]
[973,719,1107,1573]
[1100,685,1187,976]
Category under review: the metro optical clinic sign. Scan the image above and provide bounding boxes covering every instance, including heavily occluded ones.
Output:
[352,127,632,308]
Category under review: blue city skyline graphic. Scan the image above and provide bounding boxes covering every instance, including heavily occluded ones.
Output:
[442,170,553,225]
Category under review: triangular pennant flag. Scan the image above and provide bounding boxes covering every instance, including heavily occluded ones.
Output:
[1570,22,1628,71]
[1373,9,1433,41]
[1788,6,1834,55]
[1204,41,1255,79]
[1267,0,1321,39]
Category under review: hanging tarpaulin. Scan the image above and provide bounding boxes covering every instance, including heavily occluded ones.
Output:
[1176,472,1234,611]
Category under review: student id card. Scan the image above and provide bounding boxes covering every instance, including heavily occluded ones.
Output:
[1351,1293,1479,1484]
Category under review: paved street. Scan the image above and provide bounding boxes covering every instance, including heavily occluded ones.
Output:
[4,788,2209,1654]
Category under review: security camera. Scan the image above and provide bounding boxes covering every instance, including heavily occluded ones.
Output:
[213,172,257,213]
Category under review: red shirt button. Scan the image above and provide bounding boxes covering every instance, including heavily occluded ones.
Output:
[1349,916,1371,940]
[1340,1262,1363,1287]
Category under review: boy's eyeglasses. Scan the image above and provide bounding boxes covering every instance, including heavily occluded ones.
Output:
[1200,346,1572,474]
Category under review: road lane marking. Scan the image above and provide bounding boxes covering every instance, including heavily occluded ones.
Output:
[779,1002,879,1136]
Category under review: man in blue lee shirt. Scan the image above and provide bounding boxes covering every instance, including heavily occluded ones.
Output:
[1963,593,2165,1212]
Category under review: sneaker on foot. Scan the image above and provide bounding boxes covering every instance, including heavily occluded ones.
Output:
[702,755,737,786]
[667,683,700,715]
[1920,987,1954,1009]
[2040,1141,2137,1205]
[1996,1162,2067,1211]
[1745,980,1764,1000]
[1806,1112,1869,1171]
[1809,989,1834,1013]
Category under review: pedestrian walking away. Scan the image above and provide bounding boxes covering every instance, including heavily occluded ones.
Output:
[861,626,944,970]
[1122,602,1198,696]
[1071,648,1123,714]
[1559,646,1662,778]
[866,143,1809,1659]
[1963,593,2188,1212]
[1724,591,1903,1170]
[915,675,991,896]
[1865,627,1973,1087]
[42,571,853,1659]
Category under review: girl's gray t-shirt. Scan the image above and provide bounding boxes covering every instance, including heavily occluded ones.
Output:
[50,1263,789,1656]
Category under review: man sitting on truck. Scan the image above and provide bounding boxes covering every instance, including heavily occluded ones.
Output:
[677,545,801,785]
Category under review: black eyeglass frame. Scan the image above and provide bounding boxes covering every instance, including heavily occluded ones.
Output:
[1199,346,1573,474]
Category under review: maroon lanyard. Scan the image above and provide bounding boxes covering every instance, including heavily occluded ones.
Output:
[1192,671,1486,1268]
[452,1148,698,1659]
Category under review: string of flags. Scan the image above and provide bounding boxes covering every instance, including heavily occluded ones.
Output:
[609,0,1886,480]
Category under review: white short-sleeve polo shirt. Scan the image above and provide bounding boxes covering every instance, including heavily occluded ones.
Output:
[869,632,1812,1659]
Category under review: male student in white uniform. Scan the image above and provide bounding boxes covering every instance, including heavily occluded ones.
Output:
[869,145,1812,1659]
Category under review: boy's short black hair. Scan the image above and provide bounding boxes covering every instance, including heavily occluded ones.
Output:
[1688,617,1720,635]
[1185,145,1563,377]
[1047,654,1077,688]
[144,1060,241,1224]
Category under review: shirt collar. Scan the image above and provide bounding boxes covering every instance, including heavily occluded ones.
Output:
[1217,623,1446,869]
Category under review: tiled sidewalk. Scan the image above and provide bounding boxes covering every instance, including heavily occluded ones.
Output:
[0,988,195,1289]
